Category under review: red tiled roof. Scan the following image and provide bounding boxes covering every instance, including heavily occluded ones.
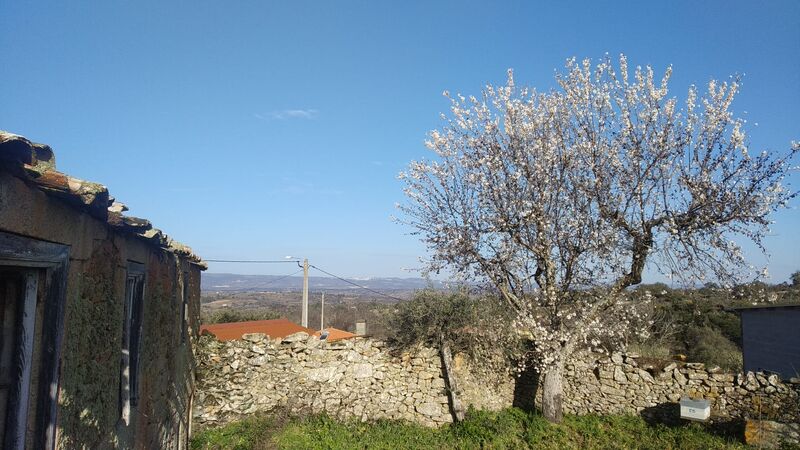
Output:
[200,318,315,341]
[315,327,357,342]
[199,319,359,342]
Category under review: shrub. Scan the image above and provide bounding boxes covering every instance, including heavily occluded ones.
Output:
[201,308,281,325]
[388,290,525,374]
[685,326,743,371]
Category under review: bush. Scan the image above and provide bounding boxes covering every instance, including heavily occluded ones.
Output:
[388,290,524,373]
[627,342,672,360]
[201,308,281,325]
[685,326,743,371]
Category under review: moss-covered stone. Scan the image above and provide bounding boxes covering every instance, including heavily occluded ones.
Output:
[58,240,123,449]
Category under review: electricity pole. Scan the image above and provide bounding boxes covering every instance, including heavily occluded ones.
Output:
[301,258,309,327]
[320,292,325,330]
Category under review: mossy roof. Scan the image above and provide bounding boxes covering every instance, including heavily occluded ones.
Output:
[0,130,206,269]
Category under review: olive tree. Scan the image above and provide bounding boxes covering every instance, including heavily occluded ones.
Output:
[399,55,798,422]
[389,290,522,421]
[791,271,800,288]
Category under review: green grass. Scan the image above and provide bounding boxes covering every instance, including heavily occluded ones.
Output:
[191,408,748,450]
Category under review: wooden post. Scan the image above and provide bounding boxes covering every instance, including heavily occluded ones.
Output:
[440,338,465,422]
[9,271,38,450]
[301,258,309,327]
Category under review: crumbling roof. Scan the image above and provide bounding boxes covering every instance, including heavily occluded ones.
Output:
[200,318,316,341]
[0,131,206,268]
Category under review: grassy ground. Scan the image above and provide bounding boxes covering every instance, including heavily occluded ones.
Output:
[191,408,754,450]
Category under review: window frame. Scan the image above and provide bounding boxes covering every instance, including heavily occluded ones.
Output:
[120,261,145,424]
[0,231,69,450]
[181,271,189,344]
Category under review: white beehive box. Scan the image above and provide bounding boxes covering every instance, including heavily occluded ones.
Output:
[680,397,711,421]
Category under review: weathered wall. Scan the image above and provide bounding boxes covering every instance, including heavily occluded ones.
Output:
[557,352,800,423]
[0,171,202,449]
[740,307,800,378]
[193,333,459,428]
[194,332,800,431]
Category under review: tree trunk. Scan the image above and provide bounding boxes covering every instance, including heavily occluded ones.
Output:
[541,362,564,423]
[439,339,466,422]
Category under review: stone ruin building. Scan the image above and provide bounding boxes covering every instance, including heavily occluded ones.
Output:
[0,131,205,449]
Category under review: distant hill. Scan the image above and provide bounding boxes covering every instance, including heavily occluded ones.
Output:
[201,272,451,294]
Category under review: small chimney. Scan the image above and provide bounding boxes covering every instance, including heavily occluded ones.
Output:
[355,321,366,336]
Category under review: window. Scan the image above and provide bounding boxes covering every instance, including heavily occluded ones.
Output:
[120,262,145,424]
[0,231,69,450]
[0,269,37,449]
[181,272,188,344]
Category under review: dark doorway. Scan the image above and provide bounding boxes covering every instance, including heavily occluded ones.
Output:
[0,231,69,450]
[0,269,37,449]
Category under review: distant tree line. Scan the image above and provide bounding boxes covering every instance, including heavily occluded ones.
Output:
[201,273,800,373]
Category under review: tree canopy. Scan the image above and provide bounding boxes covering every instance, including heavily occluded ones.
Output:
[399,55,798,421]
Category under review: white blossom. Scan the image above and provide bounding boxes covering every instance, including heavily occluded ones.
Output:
[398,54,799,374]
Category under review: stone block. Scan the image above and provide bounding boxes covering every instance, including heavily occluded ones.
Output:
[251,345,266,355]
[711,373,734,383]
[242,333,267,343]
[282,332,309,343]
[767,374,780,387]
[415,402,442,417]
[352,364,374,379]
[600,385,625,397]
[638,369,655,384]
[687,372,708,380]
[307,366,337,382]
[249,356,268,366]
[673,369,687,385]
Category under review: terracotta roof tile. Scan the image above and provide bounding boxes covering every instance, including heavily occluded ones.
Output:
[199,318,315,341]
[0,130,205,268]
[315,327,357,342]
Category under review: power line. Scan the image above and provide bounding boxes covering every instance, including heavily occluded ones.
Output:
[205,269,305,292]
[204,258,406,301]
[309,264,405,301]
[205,259,301,264]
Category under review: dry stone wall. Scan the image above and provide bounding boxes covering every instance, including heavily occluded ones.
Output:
[193,333,513,428]
[558,352,800,424]
[194,334,800,432]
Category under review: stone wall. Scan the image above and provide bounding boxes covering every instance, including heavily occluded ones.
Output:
[193,333,514,428]
[558,352,800,424]
[195,333,800,432]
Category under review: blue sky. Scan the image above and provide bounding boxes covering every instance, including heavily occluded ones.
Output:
[1,1,798,282]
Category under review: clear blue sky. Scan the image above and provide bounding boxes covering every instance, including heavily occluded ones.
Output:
[2,1,798,282]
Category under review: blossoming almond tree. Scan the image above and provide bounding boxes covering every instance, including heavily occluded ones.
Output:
[399,55,798,423]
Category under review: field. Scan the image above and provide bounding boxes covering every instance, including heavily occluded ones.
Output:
[201,280,800,372]
[190,408,753,450]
